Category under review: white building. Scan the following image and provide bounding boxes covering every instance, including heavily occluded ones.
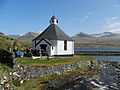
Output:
[32,16,74,56]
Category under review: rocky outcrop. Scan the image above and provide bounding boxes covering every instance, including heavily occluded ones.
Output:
[0,49,14,67]
[46,61,120,90]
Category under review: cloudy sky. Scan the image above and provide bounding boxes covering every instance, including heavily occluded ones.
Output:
[0,0,120,36]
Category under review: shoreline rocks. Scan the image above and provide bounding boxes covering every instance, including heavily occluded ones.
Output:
[59,61,120,90]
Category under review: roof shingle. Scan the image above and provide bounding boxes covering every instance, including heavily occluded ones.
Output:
[33,24,73,41]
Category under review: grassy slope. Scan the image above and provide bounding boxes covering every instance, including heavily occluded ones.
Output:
[0,64,11,83]
[0,63,11,75]
[0,36,31,50]
[16,56,95,66]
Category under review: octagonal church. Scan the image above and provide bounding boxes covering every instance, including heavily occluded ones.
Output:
[32,16,74,56]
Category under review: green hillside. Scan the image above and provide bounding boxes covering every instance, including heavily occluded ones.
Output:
[74,37,120,49]
[0,35,32,50]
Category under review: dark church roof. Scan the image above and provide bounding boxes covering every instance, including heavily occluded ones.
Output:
[33,24,73,41]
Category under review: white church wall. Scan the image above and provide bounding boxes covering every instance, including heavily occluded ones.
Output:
[57,40,74,55]
[49,40,57,55]
[72,41,74,54]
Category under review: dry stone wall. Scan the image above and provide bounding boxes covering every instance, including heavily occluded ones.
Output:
[11,60,97,83]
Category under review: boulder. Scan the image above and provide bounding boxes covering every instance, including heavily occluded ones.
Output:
[0,49,14,67]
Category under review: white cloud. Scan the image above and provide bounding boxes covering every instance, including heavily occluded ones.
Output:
[103,16,120,33]
[70,12,91,23]
[111,16,119,20]
[103,16,119,24]
[105,22,120,29]
[79,15,90,23]
[109,28,120,33]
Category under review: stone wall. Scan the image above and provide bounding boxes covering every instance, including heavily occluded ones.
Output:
[11,60,97,83]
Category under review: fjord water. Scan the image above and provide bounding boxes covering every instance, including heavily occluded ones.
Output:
[75,48,120,52]
[91,56,120,62]
[75,48,120,62]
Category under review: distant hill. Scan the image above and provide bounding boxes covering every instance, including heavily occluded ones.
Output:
[8,32,41,43]
[8,35,21,39]
[8,32,41,39]
[7,31,120,49]
[18,32,41,39]
[73,32,120,49]
[73,31,120,38]
[91,32,119,37]
[72,32,92,39]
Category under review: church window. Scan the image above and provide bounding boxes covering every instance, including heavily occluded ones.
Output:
[57,20,58,23]
[52,19,54,22]
[64,40,67,50]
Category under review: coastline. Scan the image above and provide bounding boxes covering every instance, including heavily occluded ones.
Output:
[44,61,120,90]
[1,53,120,89]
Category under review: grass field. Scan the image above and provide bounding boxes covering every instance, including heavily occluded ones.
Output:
[16,56,95,66]
[0,35,32,50]
[0,64,11,83]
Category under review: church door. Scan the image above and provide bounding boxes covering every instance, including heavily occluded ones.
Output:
[40,44,47,50]
[40,44,47,56]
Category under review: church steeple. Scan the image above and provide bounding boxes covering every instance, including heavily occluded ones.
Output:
[50,16,58,24]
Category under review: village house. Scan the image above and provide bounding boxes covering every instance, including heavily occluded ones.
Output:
[32,16,74,56]
[0,32,4,36]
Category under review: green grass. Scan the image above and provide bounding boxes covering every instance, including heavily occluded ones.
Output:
[0,63,11,71]
[0,36,32,50]
[16,56,96,66]
[0,63,11,81]
[0,36,17,44]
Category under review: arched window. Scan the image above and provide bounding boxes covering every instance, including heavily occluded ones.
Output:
[64,40,67,50]
[57,20,58,23]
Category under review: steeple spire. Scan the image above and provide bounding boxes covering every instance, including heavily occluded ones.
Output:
[50,16,58,24]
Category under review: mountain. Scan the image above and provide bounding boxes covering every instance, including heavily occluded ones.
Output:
[18,32,41,39]
[8,31,41,39]
[91,32,119,37]
[17,32,41,43]
[73,31,120,48]
[73,32,120,38]
[72,32,92,39]
[7,31,120,48]
[7,35,21,39]
[7,31,41,43]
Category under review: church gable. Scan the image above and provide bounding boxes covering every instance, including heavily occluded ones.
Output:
[35,38,52,47]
